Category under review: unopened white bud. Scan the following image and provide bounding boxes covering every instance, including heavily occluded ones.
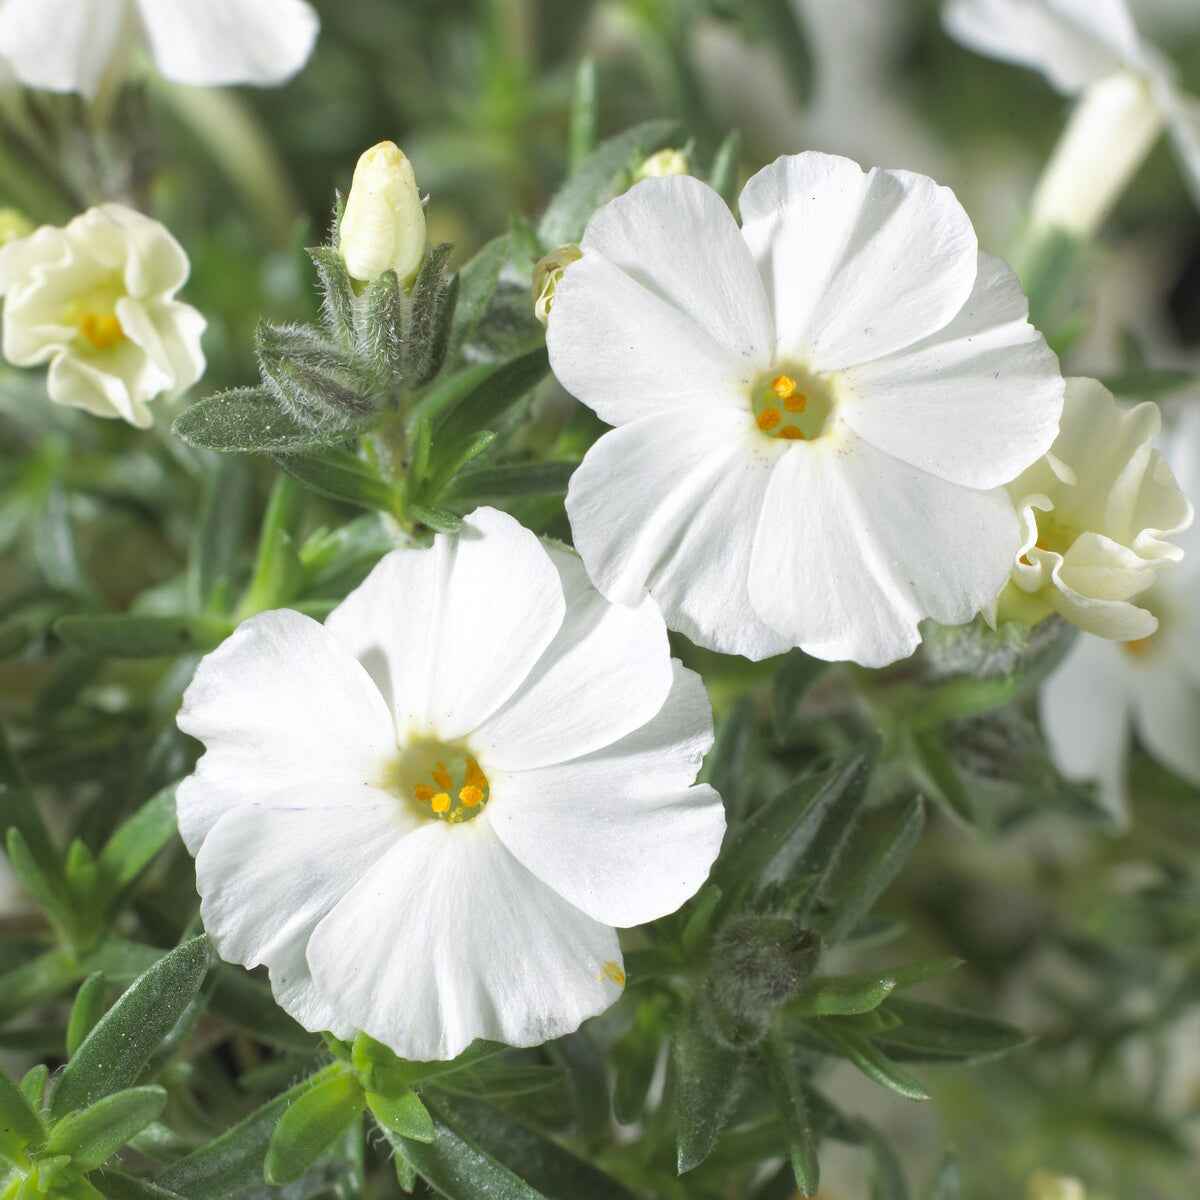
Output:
[634,148,689,182]
[532,244,582,328]
[339,141,427,285]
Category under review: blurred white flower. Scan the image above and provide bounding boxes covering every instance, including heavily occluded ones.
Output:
[0,203,206,428]
[997,377,1192,638]
[339,141,427,287]
[549,152,1064,668]
[944,0,1200,229]
[177,507,724,1061]
[0,0,319,99]
[1041,402,1200,815]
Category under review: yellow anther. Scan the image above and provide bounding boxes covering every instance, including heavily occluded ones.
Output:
[783,393,807,413]
[413,784,434,803]
[777,425,805,440]
[771,375,796,399]
[1123,636,1152,656]
[757,407,782,432]
[79,312,124,351]
[431,791,451,813]
[432,763,453,790]
[597,960,627,986]
[459,785,484,808]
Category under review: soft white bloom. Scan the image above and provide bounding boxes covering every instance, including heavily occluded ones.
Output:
[944,0,1200,229]
[177,507,724,1061]
[339,142,427,286]
[0,203,206,428]
[549,152,1065,668]
[1041,402,1200,815]
[0,0,319,99]
[997,377,1192,638]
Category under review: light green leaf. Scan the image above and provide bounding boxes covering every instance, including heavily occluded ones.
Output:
[67,973,108,1058]
[95,785,178,907]
[43,1086,166,1171]
[0,1064,45,1165]
[365,1088,433,1144]
[264,1070,364,1185]
[811,1022,929,1101]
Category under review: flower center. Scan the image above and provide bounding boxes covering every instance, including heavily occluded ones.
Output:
[751,369,836,442]
[64,278,127,352]
[383,739,490,823]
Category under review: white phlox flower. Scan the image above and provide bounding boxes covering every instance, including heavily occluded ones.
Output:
[1040,401,1200,816]
[944,0,1200,229]
[0,203,206,428]
[997,376,1192,639]
[0,0,319,99]
[548,152,1065,668]
[176,507,725,1061]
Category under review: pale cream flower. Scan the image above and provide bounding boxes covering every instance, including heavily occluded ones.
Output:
[0,204,206,428]
[339,142,427,287]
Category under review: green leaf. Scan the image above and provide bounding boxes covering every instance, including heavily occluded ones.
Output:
[568,58,597,171]
[772,650,829,745]
[20,1065,48,1109]
[67,973,108,1058]
[307,245,356,347]
[91,1170,189,1200]
[764,1031,819,1197]
[924,1153,959,1200]
[172,388,331,454]
[157,1070,337,1200]
[264,1070,365,1185]
[613,993,668,1125]
[822,800,924,943]
[708,129,742,208]
[208,967,320,1053]
[95,785,178,907]
[875,997,1029,1063]
[273,447,395,513]
[352,1035,507,1092]
[51,936,209,1119]
[787,974,897,1018]
[448,235,510,362]
[0,1064,45,1165]
[673,1001,747,1173]
[426,1094,637,1200]
[382,1115,547,1200]
[43,1086,166,1171]
[403,243,458,386]
[443,460,577,505]
[700,696,757,821]
[539,119,679,247]
[365,1088,433,1144]
[5,827,73,933]
[53,614,233,660]
[408,504,462,533]
[188,456,250,613]
[811,1023,929,1101]
[422,430,497,502]
[909,731,976,824]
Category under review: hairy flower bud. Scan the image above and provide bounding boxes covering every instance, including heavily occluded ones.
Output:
[532,244,582,328]
[339,141,427,286]
[634,148,689,182]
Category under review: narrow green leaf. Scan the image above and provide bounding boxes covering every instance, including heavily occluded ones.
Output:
[423,429,497,501]
[885,958,963,990]
[812,1023,929,1101]
[91,1169,189,1200]
[910,731,976,824]
[188,457,250,613]
[764,1031,819,1197]
[95,785,178,906]
[0,1065,45,1165]
[19,1065,48,1109]
[366,1088,433,1144]
[787,974,896,1018]
[875,997,1029,1063]
[822,800,924,943]
[700,696,756,821]
[772,650,829,745]
[53,614,232,660]
[274,448,395,513]
[448,236,509,361]
[264,1071,364,1185]
[307,245,356,348]
[673,1002,747,1173]
[239,475,304,616]
[539,119,679,247]
[443,460,577,504]
[408,504,462,533]
[172,388,329,454]
[568,58,597,171]
[708,129,742,208]
[67,973,108,1058]
[402,243,458,386]
[44,1086,166,1171]
[5,827,72,932]
[51,936,209,1119]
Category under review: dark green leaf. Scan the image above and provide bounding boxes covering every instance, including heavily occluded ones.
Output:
[67,973,108,1058]
[51,936,209,1119]
[772,650,829,745]
[172,388,330,454]
[764,1031,819,1197]
[208,967,320,1053]
[5,827,73,933]
[443,460,577,504]
[188,456,250,613]
[91,1170,189,1200]
[910,731,976,825]
[53,614,233,660]
[673,1002,747,1173]
[273,447,395,513]
[811,1023,928,1101]
[44,1086,166,1171]
[448,236,509,361]
[264,1070,364,1185]
[876,997,1029,1064]
[0,948,80,1024]
[699,695,756,821]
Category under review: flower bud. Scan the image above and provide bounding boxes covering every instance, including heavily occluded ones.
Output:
[634,148,689,182]
[532,244,582,328]
[339,141,427,286]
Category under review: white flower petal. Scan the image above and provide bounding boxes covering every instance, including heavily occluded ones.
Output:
[306,819,624,1060]
[838,253,1064,489]
[943,0,1143,94]
[470,546,674,770]
[488,662,724,927]
[748,435,1020,666]
[0,0,127,97]
[1129,660,1200,786]
[565,408,793,661]
[46,349,154,427]
[736,152,978,369]
[196,800,412,1037]
[176,609,397,853]
[547,175,773,428]
[324,508,565,743]
[136,0,319,88]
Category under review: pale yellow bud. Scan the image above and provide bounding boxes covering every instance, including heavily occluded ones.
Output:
[339,141,427,285]
[532,244,582,328]
[0,208,32,248]
[1026,1170,1086,1200]
[634,148,689,182]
